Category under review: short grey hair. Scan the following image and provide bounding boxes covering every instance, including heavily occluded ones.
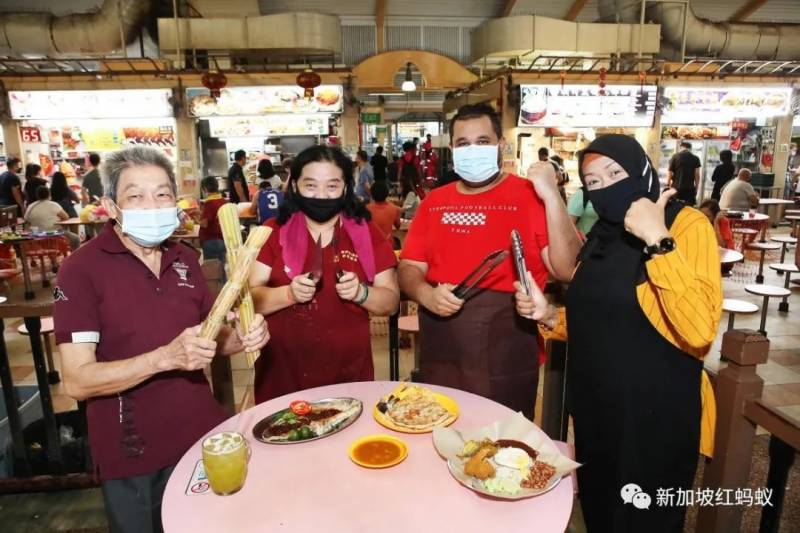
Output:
[101,146,177,202]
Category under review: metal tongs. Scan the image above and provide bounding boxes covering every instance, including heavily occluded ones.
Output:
[452,249,509,300]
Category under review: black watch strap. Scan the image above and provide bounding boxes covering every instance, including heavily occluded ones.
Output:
[644,236,676,257]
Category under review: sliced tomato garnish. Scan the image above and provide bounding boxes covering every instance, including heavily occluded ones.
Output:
[290,400,311,416]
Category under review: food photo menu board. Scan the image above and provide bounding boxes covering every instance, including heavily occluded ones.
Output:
[208,115,330,137]
[518,84,657,128]
[187,85,343,117]
[661,87,792,124]
[9,90,174,120]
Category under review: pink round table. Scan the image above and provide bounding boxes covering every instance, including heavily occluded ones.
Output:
[162,381,575,532]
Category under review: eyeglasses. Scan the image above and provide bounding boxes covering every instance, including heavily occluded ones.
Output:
[119,393,145,458]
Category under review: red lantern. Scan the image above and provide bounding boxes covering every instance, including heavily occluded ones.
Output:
[598,67,607,97]
[201,71,228,99]
[296,68,322,100]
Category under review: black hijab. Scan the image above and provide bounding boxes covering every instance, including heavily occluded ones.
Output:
[577,134,663,259]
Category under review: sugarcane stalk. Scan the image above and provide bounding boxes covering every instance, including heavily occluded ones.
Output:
[217,204,261,367]
[199,226,271,346]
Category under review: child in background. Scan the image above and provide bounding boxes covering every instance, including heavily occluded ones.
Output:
[254,181,284,224]
[199,176,228,280]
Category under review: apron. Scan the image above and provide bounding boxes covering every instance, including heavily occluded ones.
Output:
[418,289,539,419]
[566,207,702,533]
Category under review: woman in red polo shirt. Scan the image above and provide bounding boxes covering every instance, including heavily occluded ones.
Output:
[250,145,400,403]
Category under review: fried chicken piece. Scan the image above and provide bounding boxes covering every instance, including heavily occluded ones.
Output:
[464,445,497,480]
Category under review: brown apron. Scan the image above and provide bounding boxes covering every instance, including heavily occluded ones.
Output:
[418,289,539,419]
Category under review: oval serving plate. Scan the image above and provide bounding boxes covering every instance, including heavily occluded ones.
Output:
[445,458,563,500]
[252,397,362,445]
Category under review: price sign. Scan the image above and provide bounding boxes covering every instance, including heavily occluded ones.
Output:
[20,126,42,143]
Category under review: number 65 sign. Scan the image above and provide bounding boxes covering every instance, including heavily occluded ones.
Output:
[20,126,42,143]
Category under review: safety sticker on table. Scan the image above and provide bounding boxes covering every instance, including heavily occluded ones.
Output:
[185,459,210,496]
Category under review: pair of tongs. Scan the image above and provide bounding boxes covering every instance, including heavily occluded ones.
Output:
[452,249,509,299]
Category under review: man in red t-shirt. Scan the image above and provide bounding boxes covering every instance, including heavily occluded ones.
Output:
[399,103,581,418]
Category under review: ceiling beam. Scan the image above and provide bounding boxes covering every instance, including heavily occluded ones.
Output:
[564,0,590,21]
[501,0,517,18]
[376,0,386,52]
[729,0,768,21]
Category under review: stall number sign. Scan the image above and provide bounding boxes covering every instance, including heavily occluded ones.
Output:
[20,127,42,143]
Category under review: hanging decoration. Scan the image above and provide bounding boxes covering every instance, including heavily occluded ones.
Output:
[598,68,607,97]
[560,70,566,90]
[201,71,228,100]
[296,68,322,100]
[639,71,646,94]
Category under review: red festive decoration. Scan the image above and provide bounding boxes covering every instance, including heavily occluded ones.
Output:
[296,68,322,100]
[598,67,607,96]
[201,71,228,99]
[639,70,646,92]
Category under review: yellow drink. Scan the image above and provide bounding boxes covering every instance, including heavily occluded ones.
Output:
[202,431,249,495]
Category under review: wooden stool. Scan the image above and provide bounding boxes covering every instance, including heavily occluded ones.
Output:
[17,316,59,384]
[786,215,800,238]
[768,263,799,313]
[733,227,759,252]
[398,315,420,381]
[745,285,791,337]
[771,235,797,267]
[722,298,759,330]
[746,242,781,284]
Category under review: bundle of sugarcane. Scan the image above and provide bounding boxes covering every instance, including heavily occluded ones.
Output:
[217,204,261,367]
[199,226,271,346]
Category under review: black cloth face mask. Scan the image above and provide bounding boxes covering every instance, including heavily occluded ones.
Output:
[587,177,647,224]
[295,194,346,223]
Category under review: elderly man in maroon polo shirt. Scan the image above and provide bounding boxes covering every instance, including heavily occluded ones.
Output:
[53,146,269,533]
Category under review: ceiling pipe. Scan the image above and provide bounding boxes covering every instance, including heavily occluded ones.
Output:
[598,0,800,60]
[0,0,154,57]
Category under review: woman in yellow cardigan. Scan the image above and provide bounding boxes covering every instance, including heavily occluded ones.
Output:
[516,135,721,533]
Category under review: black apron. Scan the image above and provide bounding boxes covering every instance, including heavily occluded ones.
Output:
[566,205,702,533]
[418,289,539,419]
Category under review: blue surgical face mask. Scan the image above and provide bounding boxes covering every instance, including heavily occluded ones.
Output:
[118,206,179,248]
[453,144,500,184]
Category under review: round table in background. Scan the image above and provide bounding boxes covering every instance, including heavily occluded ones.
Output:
[719,247,744,265]
[162,381,575,533]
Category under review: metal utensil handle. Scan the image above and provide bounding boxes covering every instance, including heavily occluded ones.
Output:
[453,251,508,299]
[511,230,532,296]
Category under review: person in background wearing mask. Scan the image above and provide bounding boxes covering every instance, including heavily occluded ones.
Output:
[227,149,250,204]
[710,149,735,201]
[398,103,581,417]
[249,145,399,403]
[514,134,721,533]
[53,147,269,533]
[668,141,701,205]
[0,156,25,216]
[23,163,47,207]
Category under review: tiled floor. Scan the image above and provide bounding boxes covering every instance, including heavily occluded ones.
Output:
[1,229,798,533]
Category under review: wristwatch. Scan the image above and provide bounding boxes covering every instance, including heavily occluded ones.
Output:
[644,236,676,257]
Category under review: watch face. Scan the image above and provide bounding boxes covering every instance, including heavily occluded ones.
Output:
[659,237,676,252]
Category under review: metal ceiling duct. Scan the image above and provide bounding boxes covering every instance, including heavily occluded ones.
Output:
[157,13,342,57]
[598,0,800,60]
[0,0,154,57]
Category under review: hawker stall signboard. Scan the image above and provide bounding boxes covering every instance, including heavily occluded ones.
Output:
[208,115,329,137]
[518,84,657,128]
[9,90,173,120]
[661,87,792,124]
[186,85,343,117]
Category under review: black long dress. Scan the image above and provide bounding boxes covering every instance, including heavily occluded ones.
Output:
[565,206,702,533]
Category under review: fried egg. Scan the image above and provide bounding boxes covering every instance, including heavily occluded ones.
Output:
[493,447,533,471]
